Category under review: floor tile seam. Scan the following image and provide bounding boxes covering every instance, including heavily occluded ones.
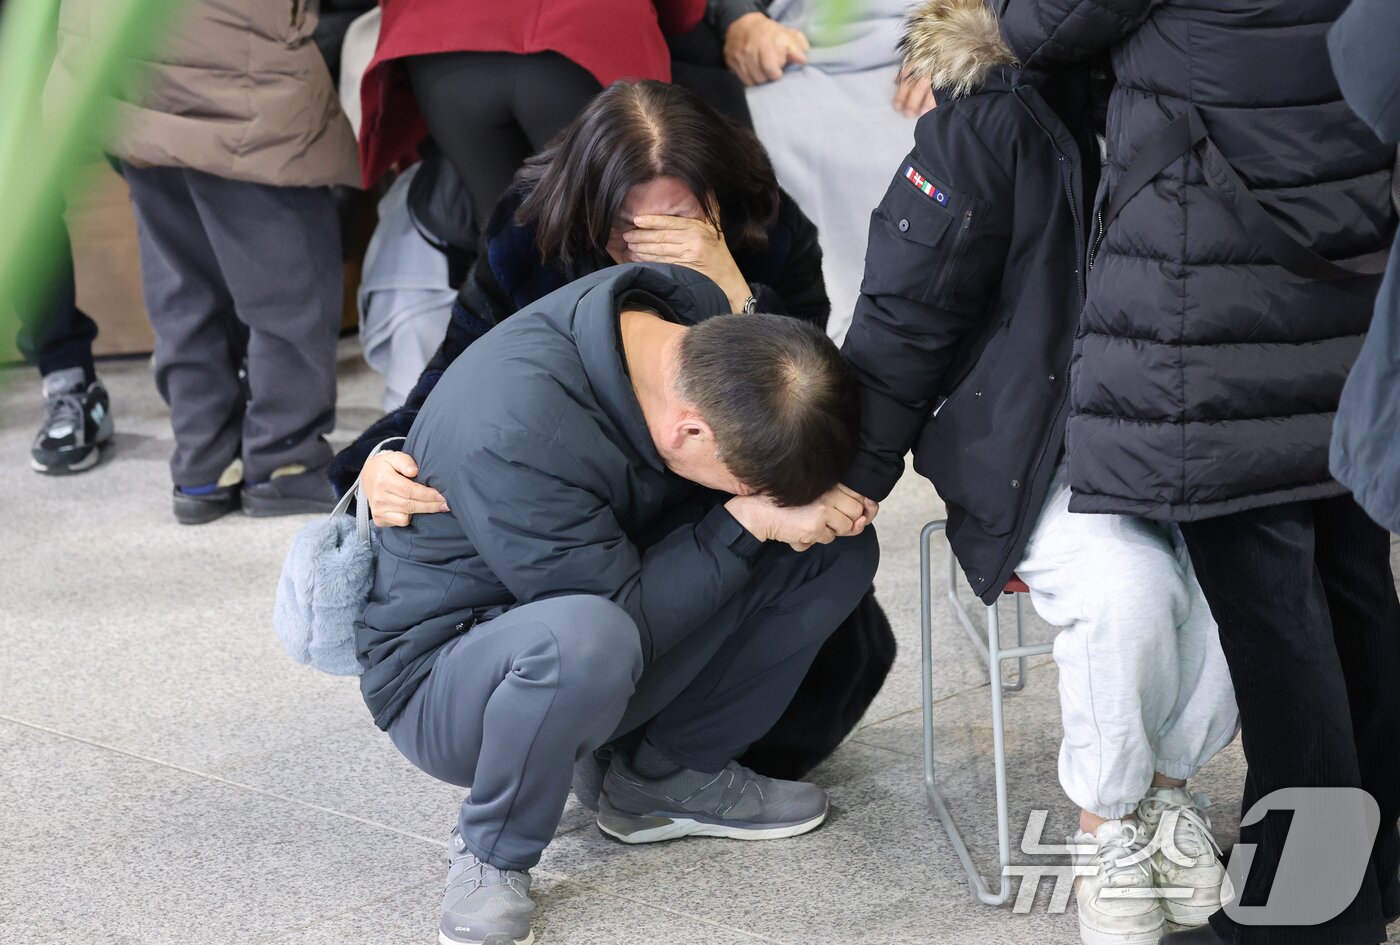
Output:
[852,683,992,733]
[0,714,449,849]
[852,654,1060,734]
[845,735,921,759]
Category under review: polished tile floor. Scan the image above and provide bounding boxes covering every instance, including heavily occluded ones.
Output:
[3,345,1396,945]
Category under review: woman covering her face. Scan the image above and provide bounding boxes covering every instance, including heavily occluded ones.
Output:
[331,78,829,503]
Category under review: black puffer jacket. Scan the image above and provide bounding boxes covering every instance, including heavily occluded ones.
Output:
[1002,0,1397,521]
[843,0,1098,603]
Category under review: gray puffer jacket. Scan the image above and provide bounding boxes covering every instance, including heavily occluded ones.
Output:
[1328,0,1400,535]
[355,264,757,729]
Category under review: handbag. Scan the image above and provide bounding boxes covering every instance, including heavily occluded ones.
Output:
[272,436,405,675]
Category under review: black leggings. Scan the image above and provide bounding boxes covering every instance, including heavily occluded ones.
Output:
[405,50,602,230]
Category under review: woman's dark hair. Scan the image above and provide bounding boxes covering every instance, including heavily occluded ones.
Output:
[515,80,780,270]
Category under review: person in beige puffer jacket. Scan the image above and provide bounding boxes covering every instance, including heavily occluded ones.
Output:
[48,0,359,523]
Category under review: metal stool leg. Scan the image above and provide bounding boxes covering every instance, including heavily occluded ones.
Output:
[944,529,1027,694]
[921,521,1012,905]
[1002,594,1028,693]
[986,596,1014,898]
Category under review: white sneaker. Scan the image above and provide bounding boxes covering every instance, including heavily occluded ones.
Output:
[1072,819,1164,945]
[1137,786,1233,930]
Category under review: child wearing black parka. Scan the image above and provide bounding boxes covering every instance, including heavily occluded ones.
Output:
[840,3,1239,943]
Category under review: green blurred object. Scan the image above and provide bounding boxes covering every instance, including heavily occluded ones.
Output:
[810,0,863,45]
[0,0,182,397]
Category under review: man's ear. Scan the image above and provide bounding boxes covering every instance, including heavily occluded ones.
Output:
[665,411,715,452]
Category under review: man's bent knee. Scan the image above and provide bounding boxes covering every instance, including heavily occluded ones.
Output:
[530,594,644,690]
[802,524,880,590]
[843,525,881,585]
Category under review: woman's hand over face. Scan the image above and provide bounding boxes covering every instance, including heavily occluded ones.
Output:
[624,215,752,312]
[361,450,449,528]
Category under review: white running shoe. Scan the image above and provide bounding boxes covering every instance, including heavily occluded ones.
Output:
[1138,787,1234,930]
[1072,819,1164,945]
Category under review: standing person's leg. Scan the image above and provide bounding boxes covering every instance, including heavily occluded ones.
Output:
[1179,502,1387,945]
[407,51,602,231]
[406,52,534,233]
[123,164,245,519]
[596,527,879,841]
[1312,494,1400,920]
[510,52,603,151]
[16,196,99,381]
[387,594,644,945]
[181,170,341,511]
[18,193,111,474]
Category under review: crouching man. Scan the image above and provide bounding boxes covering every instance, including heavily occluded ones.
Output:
[356,262,879,945]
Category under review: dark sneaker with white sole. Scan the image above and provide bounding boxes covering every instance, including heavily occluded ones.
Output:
[597,754,829,844]
[241,462,337,517]
[439,830,535,945]
[31,368,113,475]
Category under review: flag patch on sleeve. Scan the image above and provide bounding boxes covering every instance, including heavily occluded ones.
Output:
[905,165,950,206]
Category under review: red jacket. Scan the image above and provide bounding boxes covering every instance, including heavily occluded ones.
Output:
[358,0,705,187]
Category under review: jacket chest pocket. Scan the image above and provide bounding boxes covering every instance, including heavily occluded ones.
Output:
[863,162,982,307]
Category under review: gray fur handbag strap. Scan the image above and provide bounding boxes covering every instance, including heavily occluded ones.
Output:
[328,436,408,544]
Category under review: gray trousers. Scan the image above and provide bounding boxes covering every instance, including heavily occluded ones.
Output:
[123,164,341,486]
[387,526,879,871]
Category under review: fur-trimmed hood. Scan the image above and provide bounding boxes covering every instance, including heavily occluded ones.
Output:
[899,0,1018,99]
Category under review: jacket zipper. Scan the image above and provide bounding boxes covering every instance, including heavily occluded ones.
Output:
[930,208,976,300]
[981,89,1089,599]
[1087,204,1105,271]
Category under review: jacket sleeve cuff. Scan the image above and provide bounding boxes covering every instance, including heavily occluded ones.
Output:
[697,503,764,563]
[843,452,903,504]
[708,0,767,35]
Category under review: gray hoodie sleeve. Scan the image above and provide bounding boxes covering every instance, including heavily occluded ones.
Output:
[1329,0,1400,144]
[451,428,761,662]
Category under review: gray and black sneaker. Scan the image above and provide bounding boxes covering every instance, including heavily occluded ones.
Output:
[31,367,113,475]
[439,831,535,945]
[597,753,829,844]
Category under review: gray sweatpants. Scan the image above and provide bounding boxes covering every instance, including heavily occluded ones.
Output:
[386,526,879,871]
[1016,464,1239,819]
[123,164,342,486]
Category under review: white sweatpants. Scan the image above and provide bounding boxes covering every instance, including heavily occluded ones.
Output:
[1014,465,1239,819]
